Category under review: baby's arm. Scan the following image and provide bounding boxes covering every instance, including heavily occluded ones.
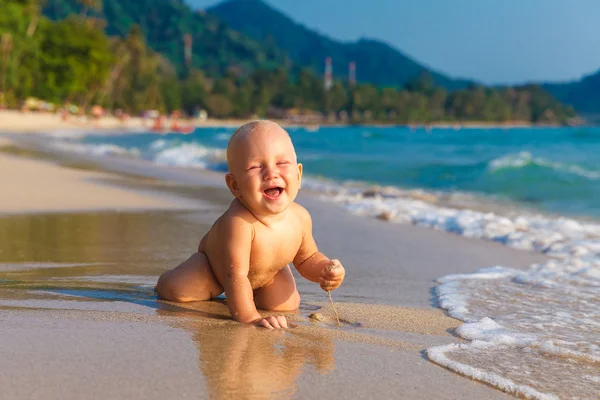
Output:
[218,216,288,329]
[292,207,345,291]
[218,216,260,323]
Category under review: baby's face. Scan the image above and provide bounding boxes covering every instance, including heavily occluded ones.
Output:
[228,125,302,216]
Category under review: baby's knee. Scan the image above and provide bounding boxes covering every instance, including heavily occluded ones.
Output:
[155,271,188,302]
[155,270,169,293]
[288,290,301,310]
[270,290,301,312]
[156,284,193,303]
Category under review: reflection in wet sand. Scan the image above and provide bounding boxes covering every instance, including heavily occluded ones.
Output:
[180,321,334,400]
[0,211,209,273]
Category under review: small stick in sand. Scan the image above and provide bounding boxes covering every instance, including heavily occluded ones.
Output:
[327,290,341,326]
[325,261,341,326]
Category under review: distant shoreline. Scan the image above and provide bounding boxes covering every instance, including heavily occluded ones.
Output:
[0,109,585,134]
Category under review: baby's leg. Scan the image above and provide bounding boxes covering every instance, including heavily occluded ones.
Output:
[253,265,300,311]
[155,252,223,302]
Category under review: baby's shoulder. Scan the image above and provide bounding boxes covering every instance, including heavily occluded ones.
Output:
[214,200,256,231]
[289,202,312,225]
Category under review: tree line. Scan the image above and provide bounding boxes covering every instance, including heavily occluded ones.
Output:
[0,0,577,124]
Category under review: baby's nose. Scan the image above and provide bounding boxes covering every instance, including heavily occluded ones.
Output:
[263,166,278,180]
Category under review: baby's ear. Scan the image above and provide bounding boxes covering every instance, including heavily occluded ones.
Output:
[225,173,240,197]
[297,163,303,186]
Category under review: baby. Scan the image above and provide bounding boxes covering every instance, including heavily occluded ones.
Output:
[155,120,345,329]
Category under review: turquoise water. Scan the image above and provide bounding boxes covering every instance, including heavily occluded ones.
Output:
[79,125,600,218]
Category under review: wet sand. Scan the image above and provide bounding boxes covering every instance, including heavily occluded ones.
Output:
[0,133,549,399]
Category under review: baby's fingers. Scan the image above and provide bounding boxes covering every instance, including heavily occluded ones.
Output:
[320,278,338,291]
[257,319,274,329]
[326,259,341,272]
[257,316,287,329]
[324,267,345,282]
[276,315,289,329]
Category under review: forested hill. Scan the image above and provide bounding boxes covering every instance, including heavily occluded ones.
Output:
[43,0,287,76]
[39,0,595,119]
[45,0,472,90]
[543,70,600,122]
[206,0,474,90]
[0,0,576,124]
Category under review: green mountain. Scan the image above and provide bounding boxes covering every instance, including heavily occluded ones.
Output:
[206,0,474,90]
[543,70,600,121]
[35,0,577,123]
[43,0,287,76]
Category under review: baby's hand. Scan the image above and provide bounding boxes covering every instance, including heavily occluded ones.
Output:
[319,259,345,291]
[255,315,288,329]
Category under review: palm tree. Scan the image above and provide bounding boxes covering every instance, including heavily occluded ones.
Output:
[0,33,12,92]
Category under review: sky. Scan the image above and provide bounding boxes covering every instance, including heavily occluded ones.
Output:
[187,0,600,85]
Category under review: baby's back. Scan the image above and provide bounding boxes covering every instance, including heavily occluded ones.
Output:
[199,200,304,290]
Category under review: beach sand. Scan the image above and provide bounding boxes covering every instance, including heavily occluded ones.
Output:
[0,140,198,213]
[0,109,545,134]
[0,126,550,399]
[0,109,275,134]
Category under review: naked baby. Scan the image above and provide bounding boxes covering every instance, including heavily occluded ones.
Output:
[155,120,345,329]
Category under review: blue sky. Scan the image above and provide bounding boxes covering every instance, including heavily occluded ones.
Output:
[187,0,600,85]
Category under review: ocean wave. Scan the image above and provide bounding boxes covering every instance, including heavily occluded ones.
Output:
[52,139,227,170]
[322,183,600,258]
[150,140,226,169]
[52,142,141,157]
[427,260,600,399]
[488,151,600,180]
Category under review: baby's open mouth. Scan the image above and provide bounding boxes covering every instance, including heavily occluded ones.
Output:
[263,187,284,199]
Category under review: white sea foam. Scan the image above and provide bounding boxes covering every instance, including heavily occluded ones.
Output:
[151,141,225,169]
[149,139,168,150]
[426,342,561,400]
[52,141,141,157]
[319,182,600,260]
[306,181,600,398]
[488,151,600,180]
[51,139,226,170]
[426,259,600,399]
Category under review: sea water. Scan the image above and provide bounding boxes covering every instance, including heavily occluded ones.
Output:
[50,125,600,398]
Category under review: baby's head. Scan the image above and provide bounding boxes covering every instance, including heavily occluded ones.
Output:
[225,120,303,215]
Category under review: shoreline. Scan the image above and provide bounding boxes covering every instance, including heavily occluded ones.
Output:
[0,109,584,133]
[0,130,550,399]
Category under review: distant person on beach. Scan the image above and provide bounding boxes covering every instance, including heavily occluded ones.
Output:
[155,120,346,329]
[152,114,166,132]
[90,105,103,127]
